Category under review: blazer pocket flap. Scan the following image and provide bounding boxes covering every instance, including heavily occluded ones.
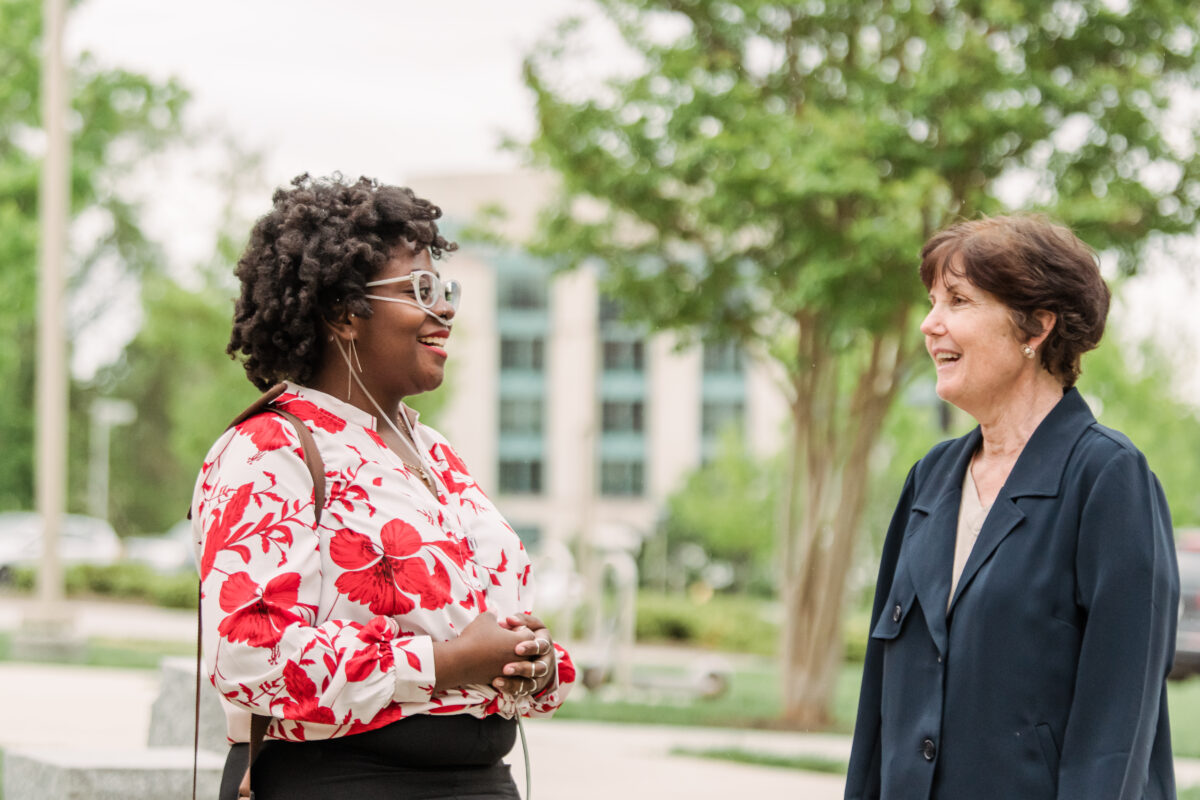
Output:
[871,577,917,641]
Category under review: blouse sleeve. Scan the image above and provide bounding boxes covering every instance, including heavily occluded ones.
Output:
[192,414,437,740]
[424,434,576,716]
[1056,446,1178,799]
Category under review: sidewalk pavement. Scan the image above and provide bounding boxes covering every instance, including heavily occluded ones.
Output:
[2,596,1197,797]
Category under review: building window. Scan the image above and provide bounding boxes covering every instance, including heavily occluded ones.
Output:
[601,400,644,433]
[499,459,543,494]
[500,337,545,371]
[702,400,745,435]
[600,458,644,496]
[499,279,548,311]
[511,524,542,550]
[499,397,544,435]
[703,341,744,373]
[602,339,644,372]
[598,295,623,324]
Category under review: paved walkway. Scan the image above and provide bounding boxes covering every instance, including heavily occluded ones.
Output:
[1,596,1197,797]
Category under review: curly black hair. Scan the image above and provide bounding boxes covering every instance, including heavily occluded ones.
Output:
[227,173,458,390]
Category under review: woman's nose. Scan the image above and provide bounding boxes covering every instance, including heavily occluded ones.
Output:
[919,306,940,336]
[433,296,456,322]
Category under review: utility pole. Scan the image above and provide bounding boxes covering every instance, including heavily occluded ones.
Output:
[16,0,80,660]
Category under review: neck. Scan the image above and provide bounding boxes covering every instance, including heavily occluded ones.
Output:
[309,355,406,430]
[973,373,1064,461]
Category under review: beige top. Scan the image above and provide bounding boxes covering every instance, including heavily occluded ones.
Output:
[949,462,991,608]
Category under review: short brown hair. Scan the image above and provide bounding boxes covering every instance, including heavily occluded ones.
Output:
[919,214,1110,387]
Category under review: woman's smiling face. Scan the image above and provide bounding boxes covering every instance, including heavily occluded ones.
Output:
[354,245,454,400]
[919,269,1028,418]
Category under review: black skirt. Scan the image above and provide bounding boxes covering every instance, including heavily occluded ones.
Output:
[220,714,520,800]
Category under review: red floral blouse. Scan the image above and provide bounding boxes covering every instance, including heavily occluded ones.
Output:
[191,383,574,743]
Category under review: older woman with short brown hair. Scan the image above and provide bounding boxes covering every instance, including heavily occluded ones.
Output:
[846,214,1179,800]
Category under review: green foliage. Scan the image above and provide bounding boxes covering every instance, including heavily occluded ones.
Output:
[524,0,1200,352]
[1076,332,1200,527]
[0,0,188,511]
[636,591,779,654]
[652,428,779,594]
[5,562,198,608]
[89,269,255,535]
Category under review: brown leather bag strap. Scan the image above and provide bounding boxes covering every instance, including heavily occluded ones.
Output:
[192,383,328,800]
[268,405,326,527]
[238,713,272,799]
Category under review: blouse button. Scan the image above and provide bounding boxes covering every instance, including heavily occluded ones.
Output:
[892,604,903,623]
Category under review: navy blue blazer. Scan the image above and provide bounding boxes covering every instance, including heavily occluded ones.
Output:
[845,388,1179,800]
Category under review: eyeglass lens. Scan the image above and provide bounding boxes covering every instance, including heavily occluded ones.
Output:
[414,271,461,311]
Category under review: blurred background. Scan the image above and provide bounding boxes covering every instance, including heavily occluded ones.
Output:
[3,0,1200,793]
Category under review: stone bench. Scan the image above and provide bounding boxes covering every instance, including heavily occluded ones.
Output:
[3,657,230,800]
[4,747,224,800]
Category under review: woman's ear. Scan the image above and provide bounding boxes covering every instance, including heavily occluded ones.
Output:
[324,311,359,343]
[1027,309,1057,351]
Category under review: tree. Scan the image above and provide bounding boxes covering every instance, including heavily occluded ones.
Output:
[522,0,1200,724]
[654,426,778,595]
[0,0,188,509]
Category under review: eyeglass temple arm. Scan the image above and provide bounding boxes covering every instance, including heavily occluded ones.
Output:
[364,274,416,288]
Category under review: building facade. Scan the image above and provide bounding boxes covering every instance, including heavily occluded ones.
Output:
[409,172,787,556]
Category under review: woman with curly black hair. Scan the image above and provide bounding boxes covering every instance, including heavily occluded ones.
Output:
[192,174,575,800]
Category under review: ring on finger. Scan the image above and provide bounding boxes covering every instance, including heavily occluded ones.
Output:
[533,660,549,679]
[534,637,551,656]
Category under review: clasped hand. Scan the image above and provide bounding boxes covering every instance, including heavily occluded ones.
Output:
[437,612,556,699]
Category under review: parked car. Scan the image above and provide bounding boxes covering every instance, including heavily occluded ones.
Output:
[0,511,122,583]
[122,519,195,574]
[1171,536,1200,680]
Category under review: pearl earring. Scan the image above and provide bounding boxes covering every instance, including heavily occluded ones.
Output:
[1021,344,1035,360]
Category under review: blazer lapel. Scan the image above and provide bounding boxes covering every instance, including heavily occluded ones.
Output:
[906,430,979,655]
[947,388,1097,614]
[946,494,1024,613]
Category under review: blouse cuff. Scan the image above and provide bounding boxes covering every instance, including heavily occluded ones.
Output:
[389,636,437,703]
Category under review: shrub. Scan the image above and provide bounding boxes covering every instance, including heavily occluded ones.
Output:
[1,562,197,609]
[635,591,778,655]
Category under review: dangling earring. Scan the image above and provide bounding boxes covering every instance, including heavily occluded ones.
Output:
[346,338,364,399]
[1021,344,1035,360]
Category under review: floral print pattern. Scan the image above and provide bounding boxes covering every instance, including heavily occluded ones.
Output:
[192,383,573,743]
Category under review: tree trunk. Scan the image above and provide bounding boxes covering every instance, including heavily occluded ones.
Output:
[779,311,913,727]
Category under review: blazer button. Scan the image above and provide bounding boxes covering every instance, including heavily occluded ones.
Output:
[921,738,937,761]
[892,604,902,623]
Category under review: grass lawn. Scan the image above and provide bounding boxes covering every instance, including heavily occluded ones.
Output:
[672,745,847,774]
[554,660,863,732]
[557,658,1200,761]
[1169,676,1200,759]
[0,631,194,671]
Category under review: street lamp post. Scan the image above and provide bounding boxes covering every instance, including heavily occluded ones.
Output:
[88,399,137,521]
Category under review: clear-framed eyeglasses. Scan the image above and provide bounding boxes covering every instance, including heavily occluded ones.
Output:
[365,270,462,316]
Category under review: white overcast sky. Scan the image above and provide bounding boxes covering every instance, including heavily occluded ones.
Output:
[63,0,1200,395]
[64,0,619,374]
